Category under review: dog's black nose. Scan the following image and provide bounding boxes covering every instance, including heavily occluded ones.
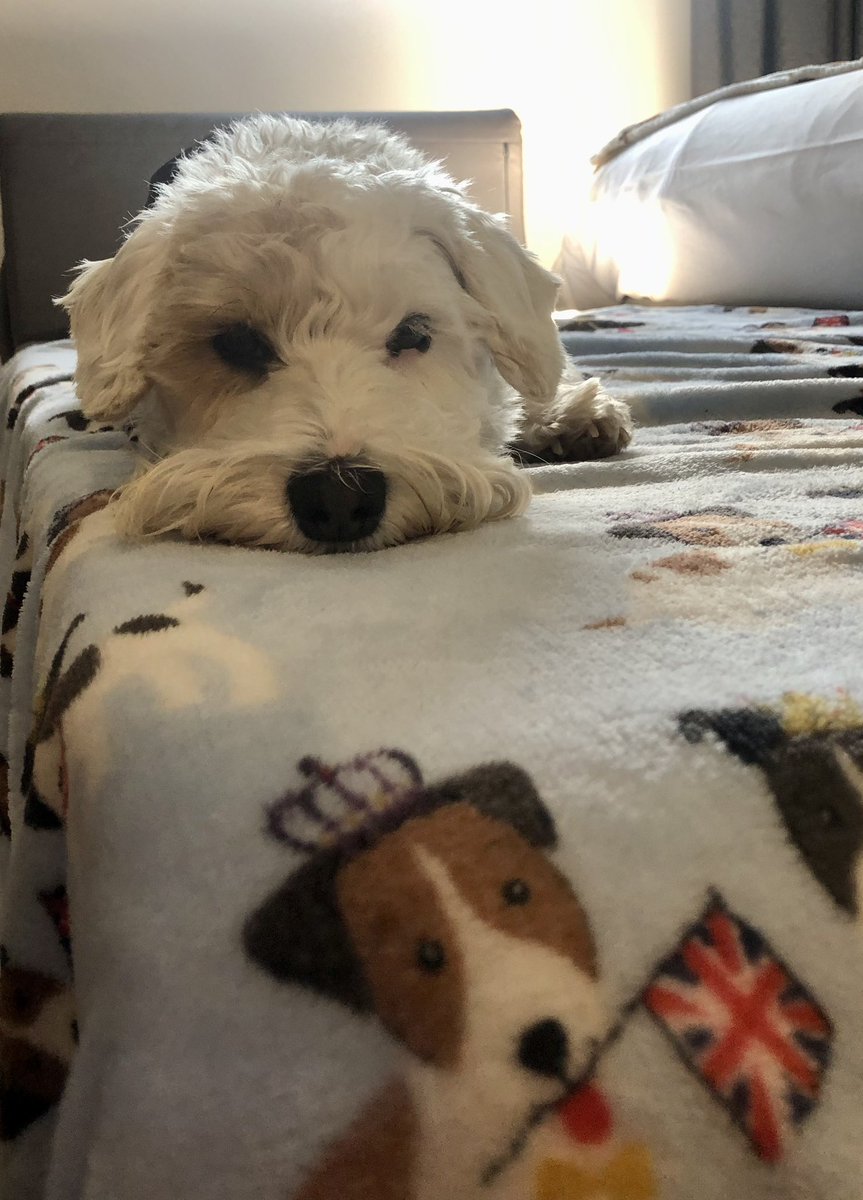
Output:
[517,1019,569,1078]
[287,463,387,544]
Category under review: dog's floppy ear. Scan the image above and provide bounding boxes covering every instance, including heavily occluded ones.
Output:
[57,217,165,421]
[429,206,565,405]
[424,761,557,849]
[242,849,373,1013]
[679,707,787,766]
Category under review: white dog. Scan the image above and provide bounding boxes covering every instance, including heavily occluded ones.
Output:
[60,116,631,552]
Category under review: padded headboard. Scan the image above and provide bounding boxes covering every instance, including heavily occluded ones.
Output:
[0,109,525,360]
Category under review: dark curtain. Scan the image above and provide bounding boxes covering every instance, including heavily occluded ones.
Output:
[692,0,863,95]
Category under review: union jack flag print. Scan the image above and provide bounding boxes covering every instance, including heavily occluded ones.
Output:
[643,893,832,1162]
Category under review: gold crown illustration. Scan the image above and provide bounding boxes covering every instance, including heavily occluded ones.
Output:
[778,690,863,737]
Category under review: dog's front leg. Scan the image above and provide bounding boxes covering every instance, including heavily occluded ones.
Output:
[511,361,633,464]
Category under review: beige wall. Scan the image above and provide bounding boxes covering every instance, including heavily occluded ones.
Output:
[0,0,691,265]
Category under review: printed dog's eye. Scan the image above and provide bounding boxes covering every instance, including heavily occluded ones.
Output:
[386,314,432,358]
[502,879,531,906]
[416,939,446,973]
[211,324,278,373]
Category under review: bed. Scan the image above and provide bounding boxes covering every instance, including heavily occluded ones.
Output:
[1,109,862,1200]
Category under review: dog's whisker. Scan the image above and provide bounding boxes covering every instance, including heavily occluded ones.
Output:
[507,444,548,467]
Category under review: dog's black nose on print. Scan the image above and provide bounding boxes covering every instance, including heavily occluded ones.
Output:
[517,1019,569,1078]
[287,464,387,544]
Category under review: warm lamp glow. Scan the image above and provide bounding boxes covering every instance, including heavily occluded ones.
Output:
[0,0,692,269]
[590,193,677,299]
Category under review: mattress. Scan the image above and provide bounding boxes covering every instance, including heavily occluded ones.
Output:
[1,305,862,1200]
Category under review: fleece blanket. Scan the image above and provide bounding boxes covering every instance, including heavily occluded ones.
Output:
[1,305,862,1200]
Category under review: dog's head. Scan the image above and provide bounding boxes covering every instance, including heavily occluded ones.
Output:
[60,116,564,552]
[244,761,603,1110]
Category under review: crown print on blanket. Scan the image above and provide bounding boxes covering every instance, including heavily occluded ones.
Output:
[243,750,660,1200]
[263,749,426,854]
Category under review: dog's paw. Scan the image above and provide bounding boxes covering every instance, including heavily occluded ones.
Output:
[512,377,633,465]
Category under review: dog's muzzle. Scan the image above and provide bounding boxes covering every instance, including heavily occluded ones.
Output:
[287,462,387,545]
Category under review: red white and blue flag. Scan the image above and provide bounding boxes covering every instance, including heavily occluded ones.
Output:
[643,893,832,1162]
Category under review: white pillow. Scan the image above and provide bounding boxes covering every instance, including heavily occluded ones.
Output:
[554,62,863,310]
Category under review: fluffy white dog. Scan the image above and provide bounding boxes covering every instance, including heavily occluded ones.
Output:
[61,116,632,552]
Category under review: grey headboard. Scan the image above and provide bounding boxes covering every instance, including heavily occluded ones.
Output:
[0,109,525,361]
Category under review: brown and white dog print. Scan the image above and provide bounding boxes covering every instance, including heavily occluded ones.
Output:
[243,753,623,1199]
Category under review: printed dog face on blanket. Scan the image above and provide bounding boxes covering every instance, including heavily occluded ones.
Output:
[244,756,605,1197]
[680,693,863,917]
[60,116,631,553]
[337,802,600,1079]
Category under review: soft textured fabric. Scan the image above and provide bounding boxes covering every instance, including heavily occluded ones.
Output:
[558,303,863,425]
[1,308,862,1200]
[554,62,863,311]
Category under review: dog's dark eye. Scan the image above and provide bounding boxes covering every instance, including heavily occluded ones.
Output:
[211,324,278,373]
[502,879,531,906]
[387,314,432,358]
[416,939,446,973]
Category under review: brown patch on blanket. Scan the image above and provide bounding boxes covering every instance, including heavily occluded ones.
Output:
[412,803,596,978]
[294,1078,417,1200]
[631,570,659,583]
[653,551,730,576]
[0,965,76,1141]
[611,509,799,547]
[657,513,794,547]
[338,817,466,1068]
[0,967,64,1027]
[0,1035,68,1141]
[583,616,628,629]
[44,490,113,577]
[708,419,803,436]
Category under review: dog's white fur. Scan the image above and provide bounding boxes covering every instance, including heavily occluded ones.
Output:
[60,116,631,552]
[406,844,605,1199]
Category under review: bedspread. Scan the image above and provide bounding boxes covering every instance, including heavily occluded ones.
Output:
[1,306,863,1200]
